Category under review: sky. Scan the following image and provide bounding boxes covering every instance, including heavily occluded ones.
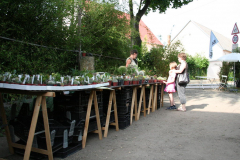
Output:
[140,0,240,45]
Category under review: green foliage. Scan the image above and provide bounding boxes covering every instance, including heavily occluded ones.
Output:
[141,41,183,77]
[218,62,231,81]
[0,0,132,74]
[81,2,131,72]
[186,53,209,79]
[118,66,127,75]
[0,0,79,75]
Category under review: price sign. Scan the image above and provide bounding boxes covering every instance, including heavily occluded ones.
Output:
[232,35,238,44]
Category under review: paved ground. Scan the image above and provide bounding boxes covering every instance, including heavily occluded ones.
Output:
[0,88,240,160]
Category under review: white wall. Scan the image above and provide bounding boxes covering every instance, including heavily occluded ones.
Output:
[172,22,225,79]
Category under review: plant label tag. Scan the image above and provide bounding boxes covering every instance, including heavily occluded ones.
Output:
[32,75,35,84]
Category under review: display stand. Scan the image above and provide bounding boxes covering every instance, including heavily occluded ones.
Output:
[0,83,109,159]
[137,84,146,120]
[130,85,139,125]
[0,89,55,160]
[102,87,120,137]
[160,83,164,108]
[82,89,103,149]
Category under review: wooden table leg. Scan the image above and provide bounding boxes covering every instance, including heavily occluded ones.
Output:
[130,87,137,125]
[147,85,153,114]
[112,90,119,131]
[137,86,144,120]
[103,90,114,137]
[143,86,146,117]
[82,91,94,149]
[134,89,137,121]
[23,96,42,160]
[154,85,158,111]
[41,96,53,160]
[0,93,14,154]
[93,91,102,140]
[161,84,164,108]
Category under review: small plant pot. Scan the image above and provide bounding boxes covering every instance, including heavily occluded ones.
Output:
[113,82,118,86]
[139,80,142,85]
[124,81,129,85]
[82,52,86,56]
[154,79,157,83]
[120,79,124,85]
[108,81,112,86]
[132,80,138,85]
[92,82,98,84]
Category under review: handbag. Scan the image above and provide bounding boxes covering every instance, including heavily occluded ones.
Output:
[178,71,190,85]
[177,63,190,85]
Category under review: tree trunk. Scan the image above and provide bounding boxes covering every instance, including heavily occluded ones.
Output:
[129,0,150,47]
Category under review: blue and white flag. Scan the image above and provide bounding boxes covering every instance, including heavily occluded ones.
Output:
[209,31,219,59]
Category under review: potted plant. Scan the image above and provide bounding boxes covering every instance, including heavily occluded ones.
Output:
[82,51,87,56]
[108,77,113,86]
[33,75,40,85]
[112,78,118,86]
[153,75,157,83]
[92,79,98,84]
[42,74,49,86]
[73,79,79,86]
[157,76,167,83]
[52,73,61,86]
[132,76,138,85]
[124,78,129,85]
[138,75,143,85]
[118,66,127,76]
[16,75,22,84]
[145,75,150,84]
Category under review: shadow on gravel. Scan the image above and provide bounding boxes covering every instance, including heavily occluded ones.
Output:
[187,104,208,111]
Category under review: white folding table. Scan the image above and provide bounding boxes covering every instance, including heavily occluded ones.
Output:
[195,76,216,89]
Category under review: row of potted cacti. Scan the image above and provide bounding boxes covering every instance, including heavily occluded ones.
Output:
[0,68,167,86]
[0,72,110,86]
[108,75,167,86]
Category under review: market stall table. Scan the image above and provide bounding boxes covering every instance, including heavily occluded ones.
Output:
[0,83,109,160]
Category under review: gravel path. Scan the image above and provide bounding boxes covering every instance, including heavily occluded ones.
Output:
[1,89,240,160]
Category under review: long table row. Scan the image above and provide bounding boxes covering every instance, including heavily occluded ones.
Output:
[0,82,164,160]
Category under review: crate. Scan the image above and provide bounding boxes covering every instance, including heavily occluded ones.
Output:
[37,118,73,138]
[73,116,105,134]
[13,137,73,160]
[11,117,42,142]
[117,113,130,121]
[54,140,82,159]
[118,120,130,129]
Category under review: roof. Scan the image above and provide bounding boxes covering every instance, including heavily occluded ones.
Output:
[124,13,163,46]
[172,20,232,52]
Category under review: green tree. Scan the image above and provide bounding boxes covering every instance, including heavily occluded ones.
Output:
[141,40,184,77]
[129,0,193,47]
[80,1,132,73]
[0,0,79,74]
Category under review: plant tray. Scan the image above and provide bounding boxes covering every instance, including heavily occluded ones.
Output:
[54,140,82,159]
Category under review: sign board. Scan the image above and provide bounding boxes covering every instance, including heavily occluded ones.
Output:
[232,35,238,44]
[232,43,238,51]
[231,23,239,35]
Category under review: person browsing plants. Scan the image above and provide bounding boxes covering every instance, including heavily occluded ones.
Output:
[164,62,177,110]
[170,53,189,112]
[126,49,138,68]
